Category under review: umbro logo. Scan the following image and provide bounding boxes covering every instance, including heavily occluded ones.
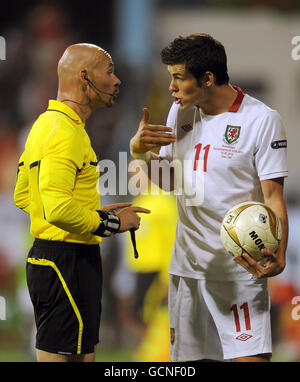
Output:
[181,124,193,132]
[236,333,253,341]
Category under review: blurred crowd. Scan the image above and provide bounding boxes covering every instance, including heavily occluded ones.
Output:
[0,1,300,362]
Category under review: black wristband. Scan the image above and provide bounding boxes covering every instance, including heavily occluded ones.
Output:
[92,210,120,237]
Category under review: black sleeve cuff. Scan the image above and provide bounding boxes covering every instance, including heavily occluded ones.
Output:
[92,210,120,237]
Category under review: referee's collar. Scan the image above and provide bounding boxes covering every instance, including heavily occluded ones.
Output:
[47,100,84,125]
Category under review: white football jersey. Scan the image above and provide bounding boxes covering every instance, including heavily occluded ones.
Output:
[159,87,288,281]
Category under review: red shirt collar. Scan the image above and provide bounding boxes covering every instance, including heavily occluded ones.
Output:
[228,86,245,112]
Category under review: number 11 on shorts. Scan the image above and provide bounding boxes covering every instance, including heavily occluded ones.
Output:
[230,302,251,332]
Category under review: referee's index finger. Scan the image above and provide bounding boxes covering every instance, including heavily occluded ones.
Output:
[131,207,151,214]
[103,203,132,211]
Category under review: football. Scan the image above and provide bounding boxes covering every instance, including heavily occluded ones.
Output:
[220,201,282,261]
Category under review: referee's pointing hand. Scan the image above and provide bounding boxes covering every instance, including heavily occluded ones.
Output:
[117,206,151,232]
[102,202,132,213]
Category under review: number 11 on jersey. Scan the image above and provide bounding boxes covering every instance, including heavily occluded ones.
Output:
[193,143,210,172]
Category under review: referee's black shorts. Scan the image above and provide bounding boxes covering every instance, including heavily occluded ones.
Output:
[26,238,102,355]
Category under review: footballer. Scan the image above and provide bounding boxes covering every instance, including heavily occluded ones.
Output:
[130,33,288,362]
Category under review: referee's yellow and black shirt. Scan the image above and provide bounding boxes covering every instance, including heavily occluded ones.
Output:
[14,100,102,244]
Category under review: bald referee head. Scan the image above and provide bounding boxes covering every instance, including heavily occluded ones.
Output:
[57,43,121,121]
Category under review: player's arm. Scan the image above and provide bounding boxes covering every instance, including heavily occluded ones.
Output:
[130,108,176,191]
[234,177,288,278]
[261,177,289,264]
[14,153,30,214]
[234,110,288,278]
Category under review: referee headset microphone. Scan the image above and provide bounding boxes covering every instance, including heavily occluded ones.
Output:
[60,73,115,106]
[84,74,115,97]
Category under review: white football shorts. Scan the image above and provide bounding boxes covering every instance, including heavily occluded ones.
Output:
[168,275,272,361]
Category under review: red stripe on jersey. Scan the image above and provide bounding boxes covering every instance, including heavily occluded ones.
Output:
[228,86,245,112]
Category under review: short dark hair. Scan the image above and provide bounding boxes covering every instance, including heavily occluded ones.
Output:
[160,33,229,86]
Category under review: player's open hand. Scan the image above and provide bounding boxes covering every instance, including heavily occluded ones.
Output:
[117,206,151,232]
[233,248,286,279]
[130,108,176,154]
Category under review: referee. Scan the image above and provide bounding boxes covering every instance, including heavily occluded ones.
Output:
[14,44,150,362]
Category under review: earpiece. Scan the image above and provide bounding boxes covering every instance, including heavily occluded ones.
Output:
[83,74,114,97]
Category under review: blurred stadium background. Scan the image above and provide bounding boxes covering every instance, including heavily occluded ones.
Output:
[0,0,300,362]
